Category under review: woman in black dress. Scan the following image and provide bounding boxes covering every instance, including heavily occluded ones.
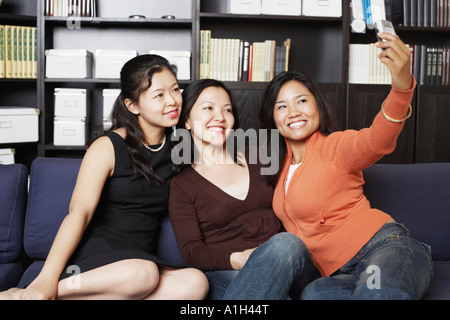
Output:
[5,55,208,300]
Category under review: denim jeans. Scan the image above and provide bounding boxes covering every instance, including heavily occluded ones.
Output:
[205,232,319,300]
[301,223,434,300]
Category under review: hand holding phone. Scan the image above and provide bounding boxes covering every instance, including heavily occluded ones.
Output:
[374,20,396,43]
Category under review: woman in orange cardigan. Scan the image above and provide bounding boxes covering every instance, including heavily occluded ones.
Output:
[259,33,433,299]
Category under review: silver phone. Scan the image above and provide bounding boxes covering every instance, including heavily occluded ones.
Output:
[374,20,396,42]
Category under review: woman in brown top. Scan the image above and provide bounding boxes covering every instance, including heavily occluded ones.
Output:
[169,79,318,299]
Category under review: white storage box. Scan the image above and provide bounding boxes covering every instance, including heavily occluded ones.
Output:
[102,89,120,129]
[45,49,93,78]
[102,89,120,120]
[53,117,89,146]
[262,0,301,16]
[0,148,15,164]
[0,107,39,143]
[149,50,191,80]
[94,49,138,79]
[302,0,341,17]
[54,88,90,118]
[228,0,261,14]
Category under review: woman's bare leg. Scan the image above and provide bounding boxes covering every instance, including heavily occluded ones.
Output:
[0,259,159,300]
[58,259,160,299]
[1,260,208,300]
[143,267,209,300]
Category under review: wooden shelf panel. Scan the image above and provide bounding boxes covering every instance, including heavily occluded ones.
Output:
[44,16,194,28]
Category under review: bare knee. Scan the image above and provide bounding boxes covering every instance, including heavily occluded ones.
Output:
[177,268,209,300]
[118,260,160,299]
[154,268,209,300]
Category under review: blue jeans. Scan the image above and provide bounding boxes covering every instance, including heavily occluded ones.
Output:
[301,223,434,300]
[205,232,320,300]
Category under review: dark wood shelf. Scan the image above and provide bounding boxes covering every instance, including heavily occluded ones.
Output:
[44,16,194,28]
[0,13,36,25]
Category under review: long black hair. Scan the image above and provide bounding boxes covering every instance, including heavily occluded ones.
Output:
[175,79,240,171]
[108,54,178,184]
[259,71,339,187]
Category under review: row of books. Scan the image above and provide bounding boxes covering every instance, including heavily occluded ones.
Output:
[348,44,392,84]
[45,0,97,17]
[0,25,38,79]
[349,43,450,86]
[397,0,450,27]
[412,45,450,86]
[199,30,291,82]
[351,0,450,29]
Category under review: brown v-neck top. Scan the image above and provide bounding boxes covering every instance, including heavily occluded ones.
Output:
[169,159,283,271]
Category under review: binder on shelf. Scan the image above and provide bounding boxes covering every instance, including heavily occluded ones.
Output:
[0,26,4,78]
[412,45,450,86]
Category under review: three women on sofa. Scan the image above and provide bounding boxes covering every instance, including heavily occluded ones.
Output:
[1,32,433,300]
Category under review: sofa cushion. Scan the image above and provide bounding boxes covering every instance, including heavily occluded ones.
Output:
[155,216,184,265]
[18,260,45,289]
[0,164,28,263]
[23,158,81,260]
[363,163,450,261]
[422,261,450,300]
[0,262,24,291]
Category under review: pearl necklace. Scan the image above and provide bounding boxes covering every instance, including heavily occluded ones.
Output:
[143,135,166,152]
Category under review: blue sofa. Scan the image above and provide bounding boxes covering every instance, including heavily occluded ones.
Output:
[0,158,449,299]
[0,163,28,291]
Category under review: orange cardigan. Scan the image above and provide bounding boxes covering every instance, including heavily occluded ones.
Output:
[272,80,416,277]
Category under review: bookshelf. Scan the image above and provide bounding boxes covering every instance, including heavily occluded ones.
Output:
[0,0,37,168]
[3,0,448,166]
[37,0,197,159]
[348,0,450,164]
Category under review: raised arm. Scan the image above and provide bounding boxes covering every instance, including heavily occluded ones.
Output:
[323,34,416,173]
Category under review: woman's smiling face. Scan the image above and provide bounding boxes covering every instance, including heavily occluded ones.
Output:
[273,80,320,144]
[185,86,235,147]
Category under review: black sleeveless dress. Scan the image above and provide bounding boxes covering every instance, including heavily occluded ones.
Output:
[60,131,181,280]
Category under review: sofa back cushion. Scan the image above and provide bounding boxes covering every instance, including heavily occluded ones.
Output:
[363,163,450,261]
[23,158,81,260]
[0,164,28,263]
[23,157,184,265]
